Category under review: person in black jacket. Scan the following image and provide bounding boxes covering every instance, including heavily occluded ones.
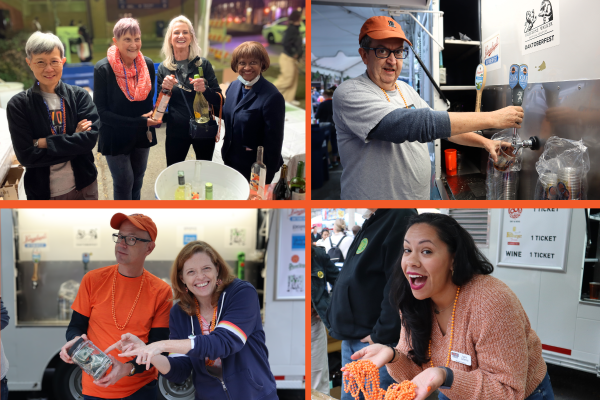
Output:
[7,31,99,200]
[311,244,339,395]
[274,10,303,104]
[222,41,284,184]
[94,18,160,200]
[315,87,339,166]
[326,208,416,400]
[157,16,223,166]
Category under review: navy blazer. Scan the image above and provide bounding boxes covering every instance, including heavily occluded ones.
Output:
[221,75,285,184]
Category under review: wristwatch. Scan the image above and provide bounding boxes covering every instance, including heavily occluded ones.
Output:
[33,139,39,148]
[438,366,454,389]
[127,362,136,377]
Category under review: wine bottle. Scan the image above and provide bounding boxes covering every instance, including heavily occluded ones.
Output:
[205,182,213,200]
[151,74,174,121]
[290,161,305,200]
[249,146,266,200]
[175,170,186,200]
[193,68,210,123]
[273,164,291,200]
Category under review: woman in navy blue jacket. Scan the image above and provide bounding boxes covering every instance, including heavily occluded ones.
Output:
[221,42,285,184]
[113,241,278,400]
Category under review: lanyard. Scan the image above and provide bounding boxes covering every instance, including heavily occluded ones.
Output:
[120,58,138,100]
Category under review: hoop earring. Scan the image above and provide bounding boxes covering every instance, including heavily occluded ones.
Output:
[216,279,222,287]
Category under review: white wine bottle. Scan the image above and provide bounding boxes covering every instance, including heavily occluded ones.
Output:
[175,171,186,200]
[193,68,210,123]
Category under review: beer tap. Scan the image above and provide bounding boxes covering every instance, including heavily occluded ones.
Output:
[83,252,91,274]
[31,249,41,289]
[508,64,540,153]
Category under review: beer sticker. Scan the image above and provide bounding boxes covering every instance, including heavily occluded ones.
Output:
[520,0,560,55]
[519,64,529,89]
[509,64,520,89]
[482,32,500,72]
[475,64,485,90]
[356,238,368,254]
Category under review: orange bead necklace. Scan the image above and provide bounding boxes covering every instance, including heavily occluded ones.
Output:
[344,360,417,400]
[111,265,145,330]
[195,297,218,366]
[429,286,461,368]
[379,83,408,107]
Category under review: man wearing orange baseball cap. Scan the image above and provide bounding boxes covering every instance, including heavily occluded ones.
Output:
[59,213,172,400]
[333,16,525,200]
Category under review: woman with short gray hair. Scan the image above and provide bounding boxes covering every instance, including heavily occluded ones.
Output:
[6,31,100,200]
[94,18,159,200]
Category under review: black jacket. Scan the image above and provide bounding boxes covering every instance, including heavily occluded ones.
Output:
[221,76,284,184]
[326,209,417,343]
[311,233,322,242]
[94,56,157,156]
[315,99,333,123]
[6,81,99,200]
[156,57,223,139]
[282,24,303,58]
[311,246,339,330]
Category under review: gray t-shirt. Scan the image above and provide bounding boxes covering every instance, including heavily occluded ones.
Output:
[40,91,76,197]
[333,73,434,200]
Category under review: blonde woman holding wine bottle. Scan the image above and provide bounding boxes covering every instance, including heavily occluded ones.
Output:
[157,15,223,167]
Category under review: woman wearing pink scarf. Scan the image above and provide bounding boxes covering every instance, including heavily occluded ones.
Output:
[93,18,160,200]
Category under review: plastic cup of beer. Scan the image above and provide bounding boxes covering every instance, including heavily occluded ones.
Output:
[590,282,600,300]
[445,149,457,176]
[493,144,517,172]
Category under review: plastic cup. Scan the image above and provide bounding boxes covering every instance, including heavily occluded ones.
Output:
[493,144,517,172]
[445,149,457,176]
[590,282,600,300]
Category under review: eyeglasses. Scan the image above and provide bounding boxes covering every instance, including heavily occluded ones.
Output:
[237,60,260,67]
[32,60,63,69]
[112,233,151,246]
[363,47,409,59]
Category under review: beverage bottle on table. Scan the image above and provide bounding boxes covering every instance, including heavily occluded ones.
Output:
[205,182,213,200]
[273,164,291,200]
[193,68,210,123]
[151,74,174,121]
[290,161,306,200]
[249,146,267,200]
[175,170,186,200]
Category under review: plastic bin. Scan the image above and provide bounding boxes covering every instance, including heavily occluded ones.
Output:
[155,160,250,200]
[62,63,95,90]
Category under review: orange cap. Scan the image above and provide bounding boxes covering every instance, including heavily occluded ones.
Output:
[110,213,157,242]
[359,16,412,47]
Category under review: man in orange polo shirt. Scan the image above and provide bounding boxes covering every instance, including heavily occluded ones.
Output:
[59,213,172,399]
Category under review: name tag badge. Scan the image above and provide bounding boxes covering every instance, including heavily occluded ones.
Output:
[450,351,471,366]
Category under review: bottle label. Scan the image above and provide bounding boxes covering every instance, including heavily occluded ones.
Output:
[291,191,305,200]
[250,173,265,198]
[156,95,170,112]
[194,111,201,119]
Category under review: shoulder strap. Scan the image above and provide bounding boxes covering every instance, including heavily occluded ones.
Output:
[336,235,346,246]
[329,237,333,247]
[215,92,223,142]
[178,86,193,117]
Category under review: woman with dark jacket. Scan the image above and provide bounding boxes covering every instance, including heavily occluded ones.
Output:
[6,31,99,200]
[311,244,339,395]
[157,16,223,166]
[222,41,285,184]
[111,241,279,400]
[94,18,160,200]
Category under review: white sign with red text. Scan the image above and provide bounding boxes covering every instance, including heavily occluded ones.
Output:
[483,32,501,72]
[497,208,571,271]
[21,232,49,252]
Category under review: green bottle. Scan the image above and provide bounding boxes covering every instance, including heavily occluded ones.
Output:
[193,68,210,123]
[205,182,213,200]
[290,161,305,200]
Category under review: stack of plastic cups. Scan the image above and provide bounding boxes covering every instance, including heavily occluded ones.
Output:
[542,173,558,200]
[502,172,518,200]
[558,167,582,200]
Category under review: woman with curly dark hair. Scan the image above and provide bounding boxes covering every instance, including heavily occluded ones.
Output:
[345,213,554,400]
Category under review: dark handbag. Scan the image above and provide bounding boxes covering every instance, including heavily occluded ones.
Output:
[179,86,223,141]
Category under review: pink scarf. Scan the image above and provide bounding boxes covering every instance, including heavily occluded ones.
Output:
[107,45,152,102]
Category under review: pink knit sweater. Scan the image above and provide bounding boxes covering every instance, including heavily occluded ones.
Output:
[387,274,547,400]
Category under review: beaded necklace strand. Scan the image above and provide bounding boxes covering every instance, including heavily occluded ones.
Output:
[379,82,408,108]
[195,297,218,366]
[344,359,417,400]
[429,286,461,368]
[119,57,138,100]
[111,265,145,330]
